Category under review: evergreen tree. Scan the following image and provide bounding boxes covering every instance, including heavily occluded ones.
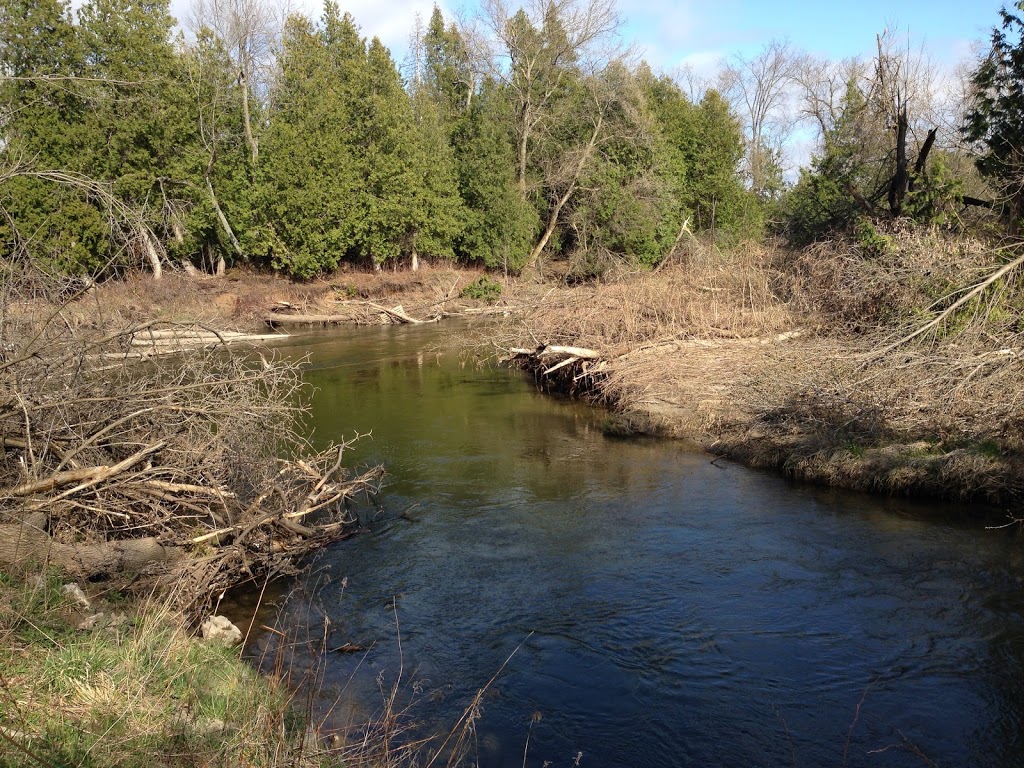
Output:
[251,6,363,276]
[783,80,878,242]
[416,7,524,270]
[181,27,254,270]
[566,64,677,271]
[452,79,538,271]
[406,88,466,269]
[641,72,746,238]
[0,0,99,270]
[76,0,195,245]
[0,0,195,274]
[353,36,421,267]
[422,5,473,122]
[965,0,1024,232]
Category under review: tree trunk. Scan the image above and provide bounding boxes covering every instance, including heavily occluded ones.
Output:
[411,247,419,272]
[205,172,244,259]
[525,113,604,271]
[889,106,909,216]
[239,68,259,165]
[912,128,938,180]
[141,228,162,280]
[527,182,576,269]
[0,522,182,578]
[517,103,531,196]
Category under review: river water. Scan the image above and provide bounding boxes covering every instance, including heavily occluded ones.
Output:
[256,323,1024,767]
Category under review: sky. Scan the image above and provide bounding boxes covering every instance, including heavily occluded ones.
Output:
[166,0,1009,74]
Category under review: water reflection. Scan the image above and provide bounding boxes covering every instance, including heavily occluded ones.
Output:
[245,324,1024,768]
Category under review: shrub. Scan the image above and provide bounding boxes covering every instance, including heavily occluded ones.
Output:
[460,276,503,303]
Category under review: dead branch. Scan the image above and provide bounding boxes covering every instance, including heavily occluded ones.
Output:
[1,264,383,615]
[871,247,1024,358]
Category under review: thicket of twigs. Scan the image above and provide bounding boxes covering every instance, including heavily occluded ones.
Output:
[756,225,1024,446]
[0,263,382,615]
[722,227,1024,502]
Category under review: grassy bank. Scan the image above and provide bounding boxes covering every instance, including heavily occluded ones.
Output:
[0,573,321,768]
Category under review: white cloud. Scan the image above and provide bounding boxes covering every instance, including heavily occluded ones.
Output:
[618,0,754,70]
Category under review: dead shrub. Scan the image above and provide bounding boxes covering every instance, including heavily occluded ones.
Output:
[1,261,382,616]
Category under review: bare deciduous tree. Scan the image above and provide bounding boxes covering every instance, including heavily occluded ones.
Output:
[793,54,868,139]
[721,39,801,197]
[478,0,621,194]
[188,0,286,164]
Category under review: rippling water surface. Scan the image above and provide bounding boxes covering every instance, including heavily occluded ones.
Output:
[252,323,1024,767]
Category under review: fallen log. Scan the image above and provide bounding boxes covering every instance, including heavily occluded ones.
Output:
[506,343,606,393]
[265,313,355,326]
[0,522,183,578]
[333,300,440,324]
[509,344,601,360]
[269,302,439,326]
[130,332,286,347]
[539,345,600,359]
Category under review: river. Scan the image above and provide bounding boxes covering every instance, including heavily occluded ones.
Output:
[246,322,1024,767]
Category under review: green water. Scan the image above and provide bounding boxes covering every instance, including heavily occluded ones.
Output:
[248,322,1024,768]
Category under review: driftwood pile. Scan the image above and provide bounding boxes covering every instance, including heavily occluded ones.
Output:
[0,308,381,615]
[508,344,607,397]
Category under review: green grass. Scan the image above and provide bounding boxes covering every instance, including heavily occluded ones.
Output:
[0,576,322,768]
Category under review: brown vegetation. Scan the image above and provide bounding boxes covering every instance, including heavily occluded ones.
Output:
[498,227,1024,509]
[0,264,383,615]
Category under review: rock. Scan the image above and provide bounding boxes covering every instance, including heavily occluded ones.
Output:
[196,718,227,734]
[62,583,91,610]
[200,615,243,646]
[79,612,105,630]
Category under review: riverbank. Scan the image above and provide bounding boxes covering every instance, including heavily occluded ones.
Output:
[492,230,1024,511]
[65,231,1024,512]
[0,574,321,767]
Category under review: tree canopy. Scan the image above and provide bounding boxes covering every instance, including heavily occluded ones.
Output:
[0,0,765,278]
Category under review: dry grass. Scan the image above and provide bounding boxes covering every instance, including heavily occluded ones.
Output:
[496,228,1024,508]
[507,239,798,351]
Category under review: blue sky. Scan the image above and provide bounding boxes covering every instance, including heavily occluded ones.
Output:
[165,0,1008,72]
[616,0,1004,72]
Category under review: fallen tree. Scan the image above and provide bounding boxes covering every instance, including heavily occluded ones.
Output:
[1,264,381,616]
[267,300,441,327]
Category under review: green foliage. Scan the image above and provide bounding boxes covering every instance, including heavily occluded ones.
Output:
[903,153,966,227]
[779,80,878,243]
[0,0,773,279]
[964,1,1024,229]
[460,275,503,302]
[180,27,257,270]
[640,72,750,240]
[853,217,892,257]
[0,583,308,768]
[0,0,212,274]
[451,79,538,271]
[253,7,465,276]
[423,5,473,123]
[250,9,363,277]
